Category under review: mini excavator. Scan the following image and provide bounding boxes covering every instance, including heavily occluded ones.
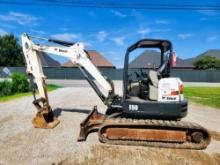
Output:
[21,33,211,149]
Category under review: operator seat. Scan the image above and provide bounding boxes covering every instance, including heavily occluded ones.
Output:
[148,60,168,100]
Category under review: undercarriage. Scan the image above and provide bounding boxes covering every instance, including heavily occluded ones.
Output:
[78,106,211,150]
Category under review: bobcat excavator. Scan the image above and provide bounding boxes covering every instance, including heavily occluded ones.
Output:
[21,33,211,149]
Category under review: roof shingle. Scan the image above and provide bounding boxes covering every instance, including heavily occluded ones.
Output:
[62,50,115,68]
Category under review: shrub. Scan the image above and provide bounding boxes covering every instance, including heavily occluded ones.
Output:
[0,73,30,97]
[0,80,13,97]
[11,72,29,93]
[193,56,220,69]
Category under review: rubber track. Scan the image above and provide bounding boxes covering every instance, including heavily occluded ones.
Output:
[98,118,211,150]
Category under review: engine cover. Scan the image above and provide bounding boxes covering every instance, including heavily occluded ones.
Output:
[158,78,184,102]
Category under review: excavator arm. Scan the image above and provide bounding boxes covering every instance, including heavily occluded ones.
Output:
[21,33,114,128]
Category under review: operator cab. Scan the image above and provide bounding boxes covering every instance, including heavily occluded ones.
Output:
[121,39,187,119]
[124,39,172,101]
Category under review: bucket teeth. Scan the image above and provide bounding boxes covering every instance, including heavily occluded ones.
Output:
[32,111,60,129]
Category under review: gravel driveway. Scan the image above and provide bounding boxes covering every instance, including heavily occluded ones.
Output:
[0,81,220,165]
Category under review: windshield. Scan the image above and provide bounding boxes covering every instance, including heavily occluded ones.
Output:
[129,48,162,69]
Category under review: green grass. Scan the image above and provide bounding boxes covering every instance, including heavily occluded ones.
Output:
[184,86,220,109]
[0,84,60,102]
[47,84,60,91]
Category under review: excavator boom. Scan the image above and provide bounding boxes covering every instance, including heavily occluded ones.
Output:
[21,33,113,128]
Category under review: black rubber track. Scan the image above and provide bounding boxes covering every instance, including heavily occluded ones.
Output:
[98,118,211,150]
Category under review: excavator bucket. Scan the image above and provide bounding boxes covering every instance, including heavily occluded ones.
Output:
[32,98,60,129]
[32,111,60,129]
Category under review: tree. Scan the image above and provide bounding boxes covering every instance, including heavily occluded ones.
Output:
[193,56,220,69]
[0,34,25,66]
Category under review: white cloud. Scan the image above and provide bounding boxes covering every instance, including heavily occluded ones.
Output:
[30,29,45,35]
[82,41,92,47]
[200,16,220,21]
[0,12,39,25]
[155,20,169,24]
[138,28,152,35]
[51,33,81,41]
[197,10,218,16]
[0,28,8,35]
[137,27,170,36]
[51,33,91,47]
[154,29,170,33]
[96,31,108,42]
[111,10,126,18]
[112,37,125,46]
[131,9,142,18]
[207,35,218,41]
[178,33,192,40]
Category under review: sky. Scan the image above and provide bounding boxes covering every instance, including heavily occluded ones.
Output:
[0,0,220,68]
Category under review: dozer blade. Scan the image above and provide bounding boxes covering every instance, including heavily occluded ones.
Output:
[78,106,106,141]
[32,111,60,129]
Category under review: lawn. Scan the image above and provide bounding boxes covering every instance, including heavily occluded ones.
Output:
[0,84,60,102]
[184,86,220,109]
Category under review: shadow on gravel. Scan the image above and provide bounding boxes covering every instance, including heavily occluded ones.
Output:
[53,108,62,117]
[58,108,91,114]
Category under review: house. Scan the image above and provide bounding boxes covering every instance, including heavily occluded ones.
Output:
[62,50,115,68]
[175,49,220,69]
[129,50,161,68]
[129,50,193,69]
[184,49,220,64]
[39,52,60,67]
